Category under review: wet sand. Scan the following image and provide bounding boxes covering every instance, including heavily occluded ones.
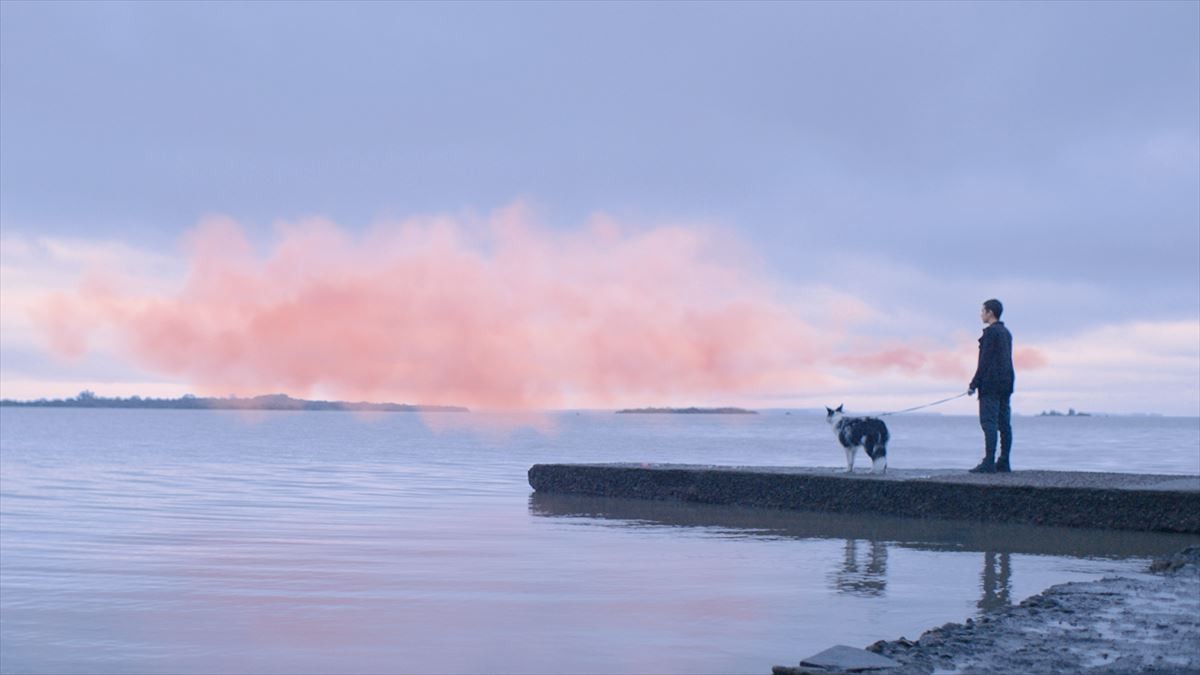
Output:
[774,546,1200,674]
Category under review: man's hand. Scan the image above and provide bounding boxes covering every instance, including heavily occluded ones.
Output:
[968,387,976,397]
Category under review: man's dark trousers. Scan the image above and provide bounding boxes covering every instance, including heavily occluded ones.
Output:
[979,394,1012,466]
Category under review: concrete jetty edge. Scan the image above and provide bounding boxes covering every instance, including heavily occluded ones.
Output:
[527,463,1200,533]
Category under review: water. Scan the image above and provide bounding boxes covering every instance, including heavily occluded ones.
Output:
[2,408,1197,674]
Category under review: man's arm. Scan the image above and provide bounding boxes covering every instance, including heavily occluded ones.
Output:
[969,330,994,394]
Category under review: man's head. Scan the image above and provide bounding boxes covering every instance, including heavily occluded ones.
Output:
[981,298,1003,324]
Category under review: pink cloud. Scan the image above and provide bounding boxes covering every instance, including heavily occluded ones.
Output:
[834,343,975,380]
[30,207,1048,410]
[1014,346,1049,370]
[830,333,1051,385]
[31,209,833,409]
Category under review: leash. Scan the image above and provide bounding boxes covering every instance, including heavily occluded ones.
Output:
[877,391,971,417]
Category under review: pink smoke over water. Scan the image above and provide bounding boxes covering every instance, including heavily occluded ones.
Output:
[29,206,1046,412]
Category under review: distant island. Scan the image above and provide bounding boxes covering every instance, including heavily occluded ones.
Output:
[1039,408,1091,417]
[615,407,757,415]
[0,390,468,413]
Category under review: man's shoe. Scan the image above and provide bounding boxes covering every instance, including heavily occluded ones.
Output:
[969,460,996,474]
[995,459,1011,473]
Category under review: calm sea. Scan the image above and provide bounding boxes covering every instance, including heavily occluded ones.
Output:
[2,408,1198,674]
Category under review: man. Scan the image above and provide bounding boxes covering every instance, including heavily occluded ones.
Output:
[968,299,1014,473]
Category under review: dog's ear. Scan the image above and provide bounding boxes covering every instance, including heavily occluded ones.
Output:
[836,404,844,413]
[825,407,832,415]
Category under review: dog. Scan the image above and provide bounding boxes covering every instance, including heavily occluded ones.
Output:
[825,404,889,474]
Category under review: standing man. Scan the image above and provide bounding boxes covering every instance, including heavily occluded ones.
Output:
[968,299,1014,473]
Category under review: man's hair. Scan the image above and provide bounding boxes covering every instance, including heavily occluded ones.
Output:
[983,298,1004,320]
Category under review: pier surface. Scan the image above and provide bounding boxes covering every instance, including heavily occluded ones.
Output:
[527,464,1200,533]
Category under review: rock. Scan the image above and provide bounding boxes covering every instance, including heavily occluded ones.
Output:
[800,645,900,671]
[1149,545,1200,573]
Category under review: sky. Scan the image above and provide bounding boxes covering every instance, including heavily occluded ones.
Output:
[1,0,1198,415]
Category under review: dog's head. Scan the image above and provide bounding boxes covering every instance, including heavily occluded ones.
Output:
[825,404,844,425]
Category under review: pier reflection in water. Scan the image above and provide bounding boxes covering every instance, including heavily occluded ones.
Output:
[979,550,1013,612]
[529,492,1194,614]
[833,539,889,597]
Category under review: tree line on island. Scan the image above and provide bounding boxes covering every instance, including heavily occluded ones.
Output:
[0,390,468,413]
[1038,408,1091,417]
[2,392,764,415]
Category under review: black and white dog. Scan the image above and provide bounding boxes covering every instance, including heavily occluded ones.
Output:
[825,405,889,474]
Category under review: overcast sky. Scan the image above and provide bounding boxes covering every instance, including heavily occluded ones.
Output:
[2,1,1197,415]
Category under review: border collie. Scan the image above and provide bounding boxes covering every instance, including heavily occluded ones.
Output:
[825,405,889,474]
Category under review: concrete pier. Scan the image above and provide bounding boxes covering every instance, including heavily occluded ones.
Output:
[527,464,1200,533]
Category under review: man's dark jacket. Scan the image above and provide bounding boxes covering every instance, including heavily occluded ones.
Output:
[970,321,1014,396]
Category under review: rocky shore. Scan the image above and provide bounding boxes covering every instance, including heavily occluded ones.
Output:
[774,546,1200,674]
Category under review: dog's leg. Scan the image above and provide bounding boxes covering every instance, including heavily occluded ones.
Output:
[845,446,856,473]
[868,440,887,474]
